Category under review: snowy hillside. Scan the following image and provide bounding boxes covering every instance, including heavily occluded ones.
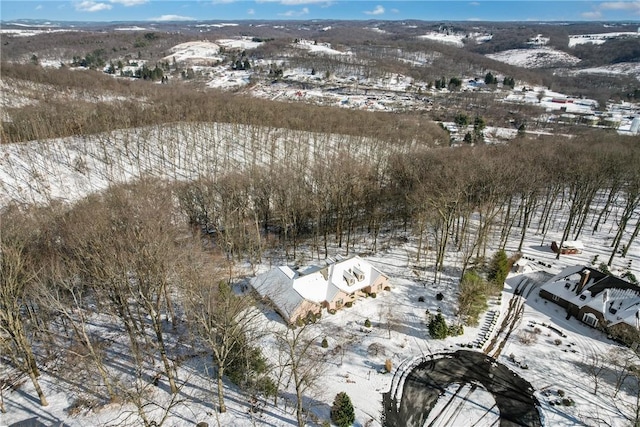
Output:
[486,47,581,68]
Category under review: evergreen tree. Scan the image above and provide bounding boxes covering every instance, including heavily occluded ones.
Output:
[331,392,355,427]
[448,77,462,90]
[428,313,448,339]
[454,112,469,127]
[488,249,509,287]
[484,72,495,85]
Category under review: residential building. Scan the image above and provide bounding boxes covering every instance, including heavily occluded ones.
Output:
[539,265,640,345]
[251,255,389,324]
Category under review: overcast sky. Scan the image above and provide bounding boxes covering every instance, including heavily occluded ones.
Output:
[1,1,640,23]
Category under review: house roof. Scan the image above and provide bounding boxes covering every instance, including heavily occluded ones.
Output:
[541,265,640,329]
[251,256,387,320]
[251,266,306,321]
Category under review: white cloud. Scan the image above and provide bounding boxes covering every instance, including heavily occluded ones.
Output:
[35,4,43,10]
[600,1,640,12]
[582,1,640,18]
[75,1,112,12]
[110,0,148,5]
[364,5,384,15]
[148,14,196,21]
[390,8,399,13]
[278,7,309,16]
[581,10,603,18]
[212,0,237,4]
[469,1,480,5]
[248,8,255,15]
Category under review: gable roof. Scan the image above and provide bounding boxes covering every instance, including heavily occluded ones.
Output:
[251,256,387,320]
[541,265,640,329]
[252,266,306,321]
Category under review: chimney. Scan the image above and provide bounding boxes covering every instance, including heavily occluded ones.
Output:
[577,269,591,294]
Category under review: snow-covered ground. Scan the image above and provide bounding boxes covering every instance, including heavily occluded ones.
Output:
[1,217,638,426]
[418,31,492,47]
[0,28,79,37]
[573,62,640,81]
[486,47,581,68]
[293,39,352,56]
[163,41,223,64]
[0,98,639,425]
[569,31,640,48]
[419,32,465,47]
[216,37,264,50]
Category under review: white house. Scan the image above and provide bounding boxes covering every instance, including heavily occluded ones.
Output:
[251,255,389,324]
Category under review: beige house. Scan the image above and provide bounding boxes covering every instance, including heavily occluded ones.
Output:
[251,255,389,324]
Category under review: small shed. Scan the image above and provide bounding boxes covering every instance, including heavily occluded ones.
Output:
[551,240,584,255]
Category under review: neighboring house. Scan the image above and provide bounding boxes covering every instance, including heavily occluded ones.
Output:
[539,266,640,345]
[550,240,584,255]
[251,255,389,324]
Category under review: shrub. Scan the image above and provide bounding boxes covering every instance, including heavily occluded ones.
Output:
[519,331,537,345]
[598,262,611,274]
[448,324,464,336]
[256,376,277,398]
[345,301,353,308]
[418,296,425,302]
[329,309,337,315]
[554,339,562,346]
[428,313,449,339]
[321,337,328,348]
[623,271,638,284]
[370,292,377,298]
[364,318,372,328]
[436,292,444,301]
[384,286,391,291]
[331,392,355,427]
[384,359,393,373]
[557,389,565,397]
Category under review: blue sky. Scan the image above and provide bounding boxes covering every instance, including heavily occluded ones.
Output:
[1,1,640,22]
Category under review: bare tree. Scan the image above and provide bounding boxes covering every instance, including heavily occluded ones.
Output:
[276,323,326,427]
[183,251,265,413]
[0,208,48,406]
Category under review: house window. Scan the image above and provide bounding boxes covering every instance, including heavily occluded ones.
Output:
[552,294,559,302]
[582,312,598,328]
[336,299,343,308]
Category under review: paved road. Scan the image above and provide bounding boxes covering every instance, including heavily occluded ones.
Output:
[383,350,542,427]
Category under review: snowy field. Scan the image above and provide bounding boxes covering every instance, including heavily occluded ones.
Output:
[486,47,581,68]
[0,122,638,427]
[1,219,639,426]
[568,32,640,48]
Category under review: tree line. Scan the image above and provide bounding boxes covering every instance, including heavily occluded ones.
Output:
[0,62,447,146]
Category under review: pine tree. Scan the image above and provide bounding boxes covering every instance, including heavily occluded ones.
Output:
[428,313,448,339]
[484,72,494,85]
[488,249,509,287]
[331,392,355,427]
